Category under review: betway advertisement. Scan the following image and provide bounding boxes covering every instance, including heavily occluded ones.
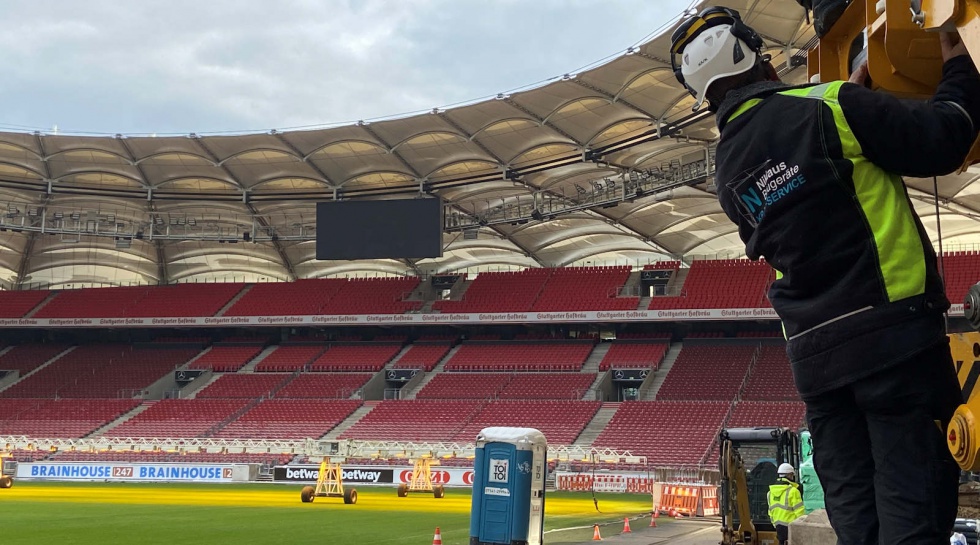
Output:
[273,465,476,487]
[17,462,235,482]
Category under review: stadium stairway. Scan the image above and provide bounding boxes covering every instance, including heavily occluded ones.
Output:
[238,346,279,373]
[214,284,253,316]
[383,344,417,370]
[583,372,606,401]
[571,402,620,447]
[582,343,610,373]
[183,374,223,399]
[88,401,157,437]
[0,345,76,395]
[619,270,643,298]
[666,267,689,296]
[203,397,263,437]
[21,292,59,318]
[641,343,683,400]
[181,346,212,369]
[400,344,462,400]
[637,295,651,310]
[320,401,376,440]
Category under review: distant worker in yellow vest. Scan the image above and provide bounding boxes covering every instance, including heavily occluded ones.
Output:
[768,463,805,545]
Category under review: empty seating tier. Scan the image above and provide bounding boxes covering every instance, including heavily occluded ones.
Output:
[592,401,730,465]
[943,251,980,306]
[308,344,402,372]
[275,374,371,398]
[104,399,250,438]
[122,283,245,317]
[531,266,638,311]
[418,373,594,400]
[0,344,70,375]
[416,373,513,399]
[35,286,150,318]
[320,277,421,315]
[188,345,264,372]
[443,342,593,372]
[727,401,806,429]
[195,374,291,399]
[254,345,325,372]
[649,259,773,310]
[213,399,361,439]
[452,400,601,445]
[0,399,139,438]
[392,343,452,371]
[0,290,49,318]
[655,344,755,401]
[433,269,551,314]
[497,373,595,400]
[339,400,484,442]
[599,342,669,370]
[1,345,197,398]
[742,344,799,401]
[224,279,346,316]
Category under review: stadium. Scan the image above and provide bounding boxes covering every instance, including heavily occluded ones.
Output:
[2,0,980,544]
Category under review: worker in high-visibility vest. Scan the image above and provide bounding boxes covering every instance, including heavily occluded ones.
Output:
[768,463,805,545]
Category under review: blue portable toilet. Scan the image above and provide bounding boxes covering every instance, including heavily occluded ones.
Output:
[470,427,547,545]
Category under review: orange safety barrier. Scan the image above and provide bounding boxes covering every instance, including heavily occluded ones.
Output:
[697,485,719,516]
[659,484,700,516]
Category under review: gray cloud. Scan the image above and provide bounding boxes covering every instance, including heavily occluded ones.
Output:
[0,0,691,135]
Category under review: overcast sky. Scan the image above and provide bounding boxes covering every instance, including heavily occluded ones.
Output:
[0,0,692,136]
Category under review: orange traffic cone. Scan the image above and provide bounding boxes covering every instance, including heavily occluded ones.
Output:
[623,517,632,533]
[592,524,602,541]
[432,527,442,545]
[649,512,658,528]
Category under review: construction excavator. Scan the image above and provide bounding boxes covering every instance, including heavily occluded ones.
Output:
[718,428,801,545]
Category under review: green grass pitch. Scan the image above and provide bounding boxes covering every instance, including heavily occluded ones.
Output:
[2,481,663,545]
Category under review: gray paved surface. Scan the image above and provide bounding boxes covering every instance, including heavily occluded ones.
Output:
[568,517,720,545]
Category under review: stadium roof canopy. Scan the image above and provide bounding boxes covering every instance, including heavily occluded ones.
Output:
[0,0,978,289]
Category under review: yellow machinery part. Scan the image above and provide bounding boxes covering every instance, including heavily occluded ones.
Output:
[949,332,980,470]
[807,0,980,169]
[409,456,436,492]
[315,459,345,497]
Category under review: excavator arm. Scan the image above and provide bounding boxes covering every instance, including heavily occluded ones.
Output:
[720,439,758,545]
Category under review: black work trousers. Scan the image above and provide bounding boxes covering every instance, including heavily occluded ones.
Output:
[803,340,962,545]
[776,524,789,545]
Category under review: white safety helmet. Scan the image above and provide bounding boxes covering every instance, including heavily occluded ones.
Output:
[670,7,765,111]
[777,463,796,478]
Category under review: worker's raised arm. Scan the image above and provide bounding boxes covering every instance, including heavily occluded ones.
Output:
[837,34,980,177]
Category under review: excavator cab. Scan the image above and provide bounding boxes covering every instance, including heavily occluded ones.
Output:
[719,427,801,545]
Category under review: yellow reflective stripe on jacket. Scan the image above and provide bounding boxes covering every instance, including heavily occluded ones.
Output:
[776,82,927,302]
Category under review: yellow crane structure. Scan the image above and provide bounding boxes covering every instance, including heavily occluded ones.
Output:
[807,0,980,170]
